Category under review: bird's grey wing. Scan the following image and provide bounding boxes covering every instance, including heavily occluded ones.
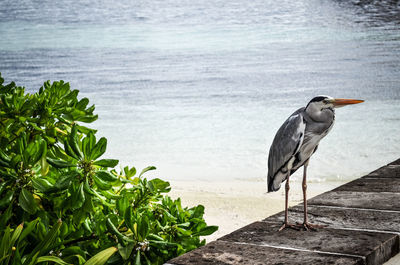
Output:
[268,108,305,191]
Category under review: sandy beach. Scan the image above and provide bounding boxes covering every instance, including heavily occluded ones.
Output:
[168,178,340,242]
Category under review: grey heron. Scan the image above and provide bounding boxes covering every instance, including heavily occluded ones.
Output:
[267,96,364,231]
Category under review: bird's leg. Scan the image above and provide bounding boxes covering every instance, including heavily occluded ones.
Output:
[278,172,298,231]
[297,162,326,231]
[303,163,308,224]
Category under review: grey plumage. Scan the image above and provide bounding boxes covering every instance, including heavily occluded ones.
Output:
[267,97,335,192]
[267,96,363,231]
[267,107,305,192]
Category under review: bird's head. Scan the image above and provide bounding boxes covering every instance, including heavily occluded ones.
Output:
[306,95,364,112]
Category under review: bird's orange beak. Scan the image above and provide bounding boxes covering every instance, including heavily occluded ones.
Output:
[332,98,364,107]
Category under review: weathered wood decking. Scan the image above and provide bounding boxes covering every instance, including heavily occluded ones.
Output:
[168,158,400,265]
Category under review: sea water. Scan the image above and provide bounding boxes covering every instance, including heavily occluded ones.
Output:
[1,0,399,183]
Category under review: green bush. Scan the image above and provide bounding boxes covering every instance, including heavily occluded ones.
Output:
[0,73,217,265]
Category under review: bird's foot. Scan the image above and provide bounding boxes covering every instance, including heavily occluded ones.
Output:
[296,222,327,231]
[278,222,300,232]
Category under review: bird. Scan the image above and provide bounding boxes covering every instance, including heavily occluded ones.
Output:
[267,96,364,231]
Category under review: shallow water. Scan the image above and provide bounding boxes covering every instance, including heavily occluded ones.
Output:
[1,0,399,183]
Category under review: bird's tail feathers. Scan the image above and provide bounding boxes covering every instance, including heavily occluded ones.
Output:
[267,181,280,192]
[267,171,286,192]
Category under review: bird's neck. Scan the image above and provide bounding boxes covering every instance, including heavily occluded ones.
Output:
[306,107,335,123]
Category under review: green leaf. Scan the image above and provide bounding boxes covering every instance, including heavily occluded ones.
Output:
[0,158,10,168]
[71,183,85,209]
[69,124,83,159]
[118,243,134,260]
[19,188,37,214]
[77,114,98,123]
[64,140,79,160]
[129,168,137,178]
[24,142,37,164]
[83,217,93,232]
[106,218,134,244]
[124,207,134,232]
[16,133,26,156]
[148,178,170,193]
[24,219,63,265]
[86,185,114,207]
[124,166,137,178]
[0,226,11,262]
[32,178,54,193]
[47,158,76,168]
[177,222,191,228]
[54,171,78,190]
[176,227,191,236]
[148,240,177,247]
[0,203,13,228]
[19,219,39,242]
[36,256,72,265]
[90,137,107,160]
[40,156,49,176]
[32,138,47,165]
[116,196,129,216]
[93,175,112,190]
[193,225,219,236]
[99,190,120,200]
[139,166,156,177]
[0,169,17,180]
[134,250,141,265]
[192,205,205,218]
[76,97,89,110]
[0,181,7,196]
[138,216,149,240]
[10,223,24,248]
[63,255,86,265]
[0,149,11,163]
[76,125,97,135]
[10,154,22,169]
[59,222,69,238]
[82,132,95,160]
[62,246,87,258]
[82,193,94,213]
[148,233,164,242]
[83,177,96,196]
[95,170,118,182]
[0,190,14,209]
[84,246,117,265]
[93,159,119,168]
[73,208,87,225]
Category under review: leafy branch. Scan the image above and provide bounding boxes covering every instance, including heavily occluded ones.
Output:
[0,73,217,265]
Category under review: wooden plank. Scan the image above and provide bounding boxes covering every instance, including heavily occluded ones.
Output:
[364,165,400,178]
[167,240,363,265]
[218,221,399,265]
[388,159,400,166]
[308,191,400,211]
[333,178,400,193]
[264,205,400,234]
